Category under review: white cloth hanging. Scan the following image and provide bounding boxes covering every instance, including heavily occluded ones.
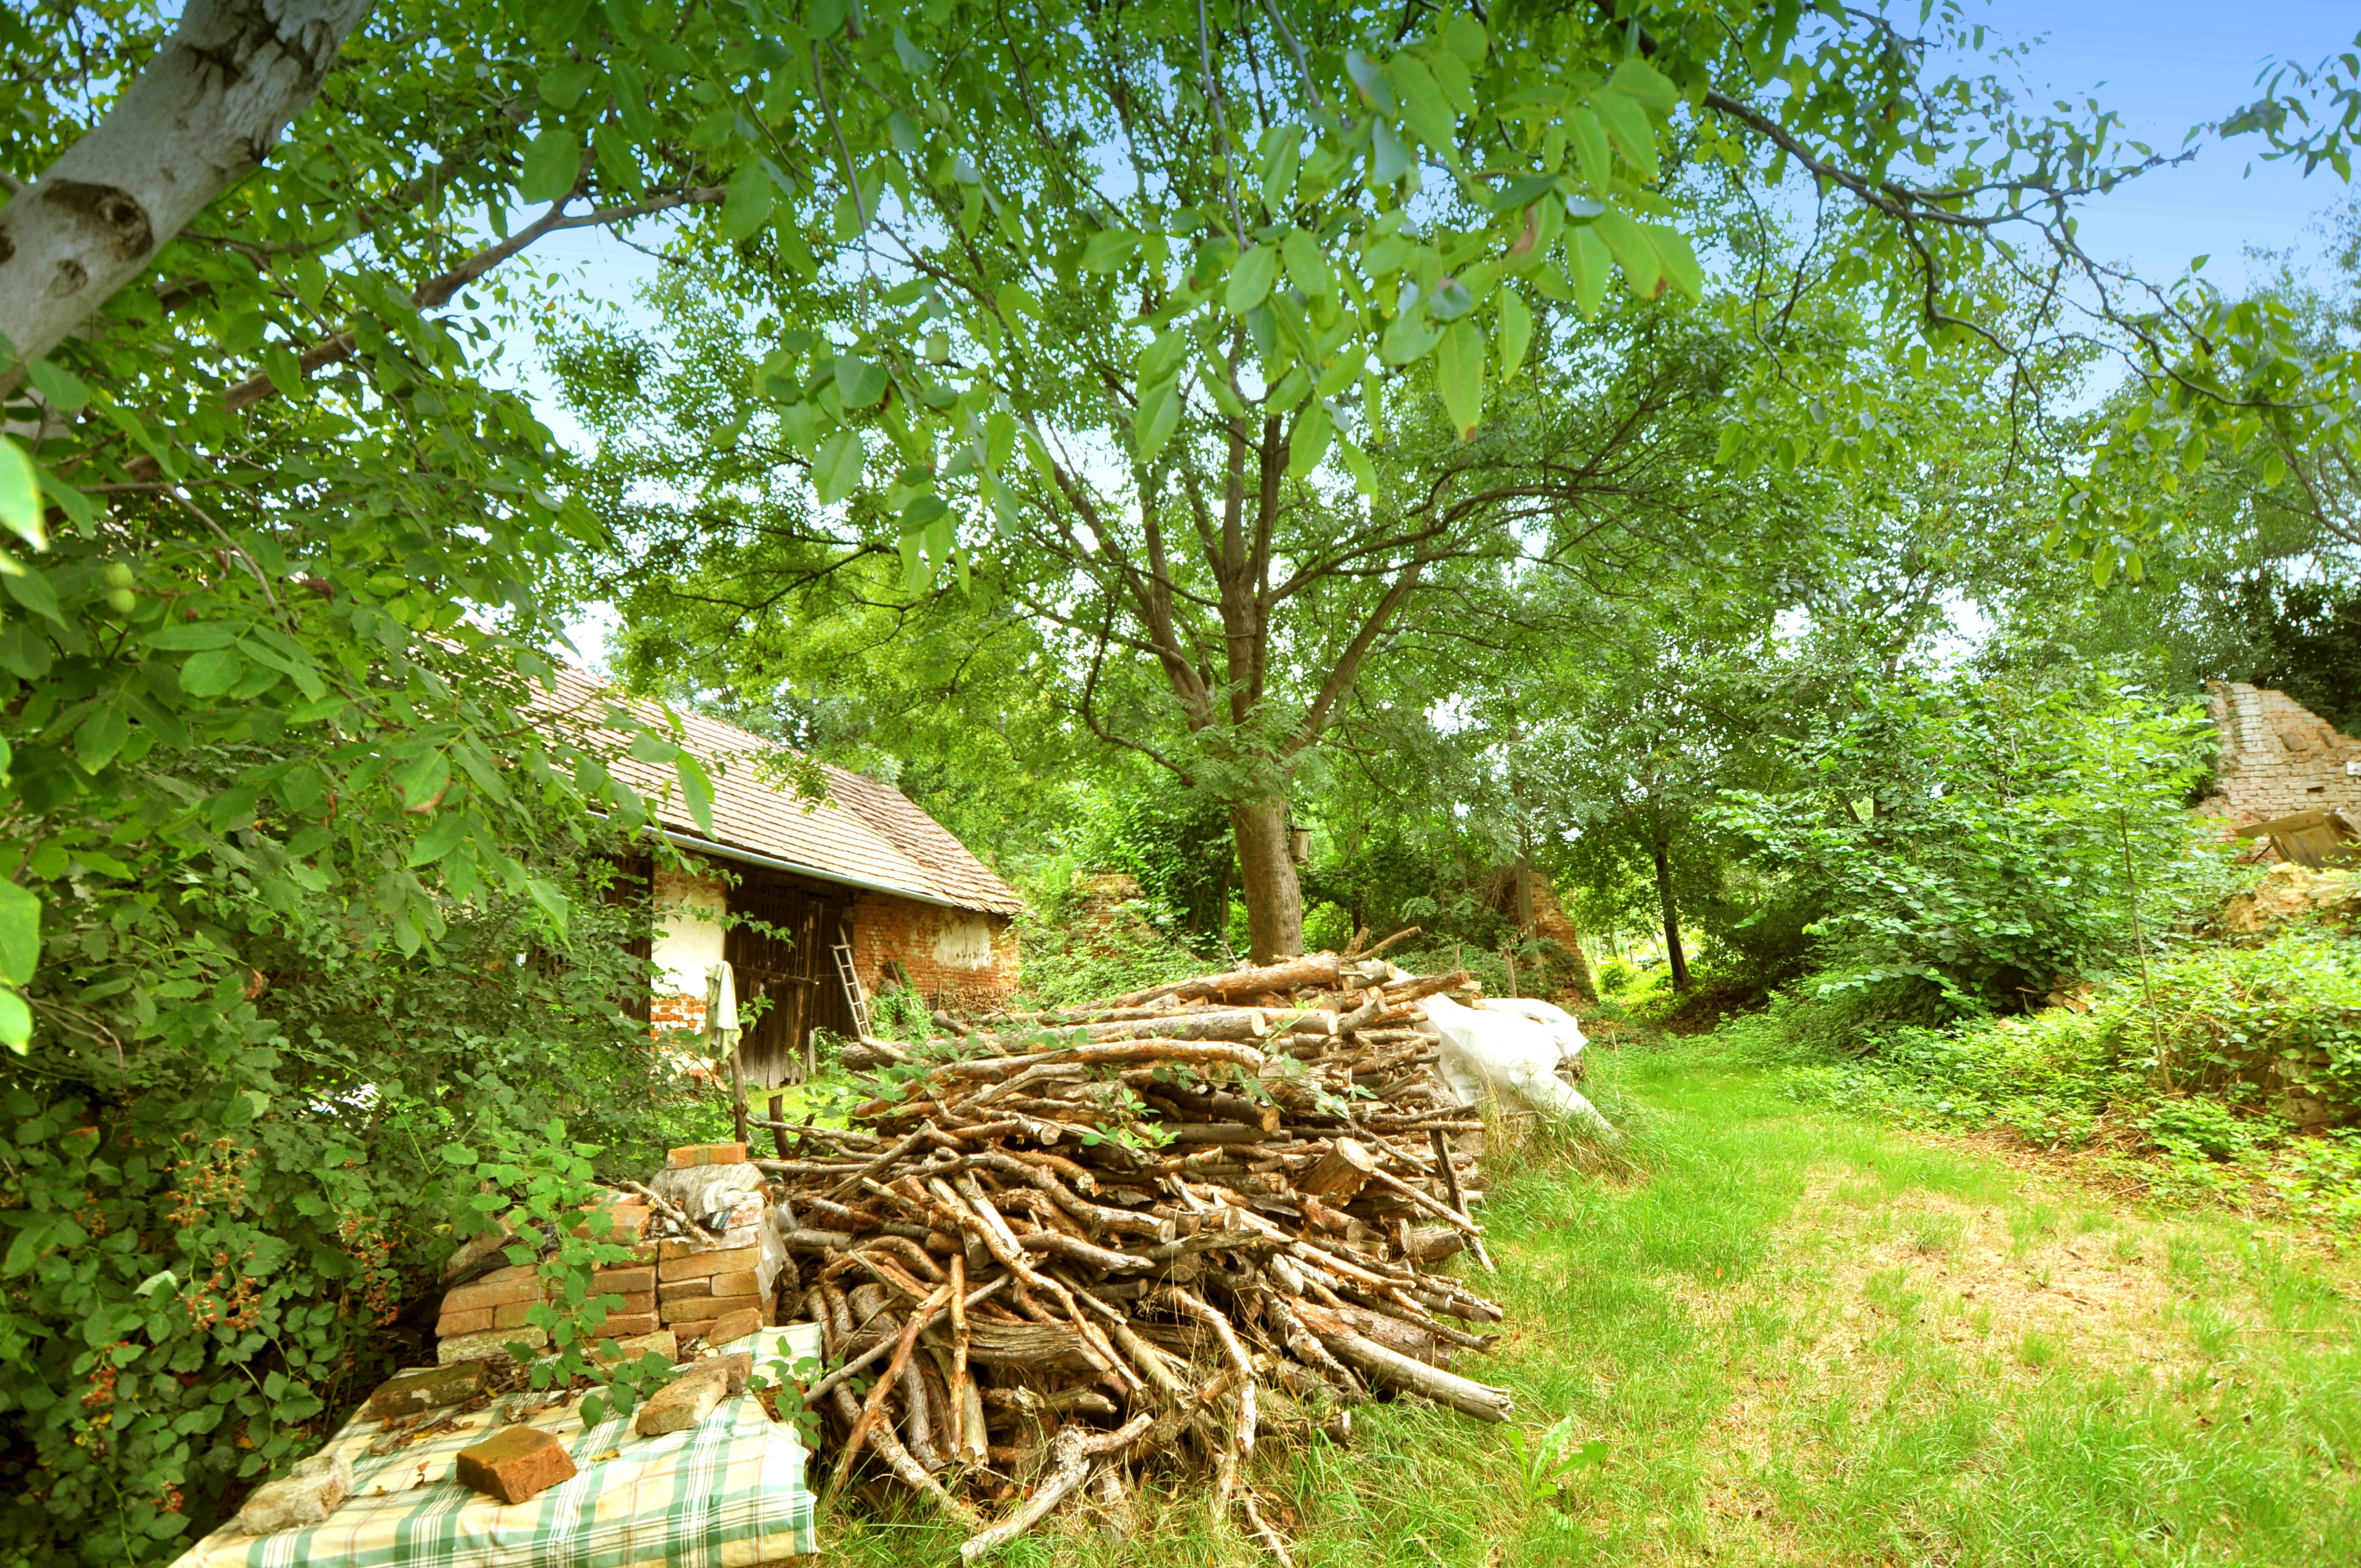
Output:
[705,960,741,1058]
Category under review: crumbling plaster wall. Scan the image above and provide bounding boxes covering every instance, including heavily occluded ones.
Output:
[2196,682,2361,827]
[642,868,1018,1034]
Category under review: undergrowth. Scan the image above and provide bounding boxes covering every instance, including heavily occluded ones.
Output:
[1718,924,2361,1238]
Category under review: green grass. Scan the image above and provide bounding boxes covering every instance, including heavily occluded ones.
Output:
[817,1043,2361,1566]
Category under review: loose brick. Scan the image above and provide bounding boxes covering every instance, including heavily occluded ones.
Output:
[594,1328,678,1364]
[593,1266,655,1294]
[707,1307,762,1347]
[491,1300,538,1330]
[661,1277,713,1302]
[657,1244,761,1280]
[633,1365,727,1435]
[706,1268,760,1299]
[573,1204,651,1243]
[235,1450,352,1534]
[669,1318,714,1343]
[436,1306,493,1337]
[610,1290,655,1316]
[442,1266,543,1314]
[660,1290,760,1325]
[366,1363,485,1422]
[666,1142,748,1168]
[455,1425,577,1504]
[436,1325,547,1366]
[591,1311,661,1340]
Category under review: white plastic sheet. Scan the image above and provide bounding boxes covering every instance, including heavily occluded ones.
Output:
[1422,994,1616,1141]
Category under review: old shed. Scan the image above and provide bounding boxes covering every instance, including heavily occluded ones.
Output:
[545,665,1023,1086]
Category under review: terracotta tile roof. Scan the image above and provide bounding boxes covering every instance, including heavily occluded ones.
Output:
[538,663,1024,917]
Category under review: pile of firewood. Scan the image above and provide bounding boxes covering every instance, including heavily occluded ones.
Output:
[757,937,1520,1564]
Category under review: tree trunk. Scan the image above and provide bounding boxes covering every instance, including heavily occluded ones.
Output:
[1231,797,1304,963]
[1652,837,1689,994]
[0,0,378,375]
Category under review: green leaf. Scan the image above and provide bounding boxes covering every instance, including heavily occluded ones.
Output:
[1259,130,1301,211]
[1227,244,1279,313]
[74,703,128,774]
[24,359,89,413]
[815,428,865,504]
[1435,320,1485,439]
[1080,228,1139,273]
[1135,376,1183,462]
[406,810,471,867]
[392,749,450,812]
[720,160,775,241]
[0,881,39,986]
[1336,437,1380,497]
[1592,92,1659,181]
[1439,11,1488,62]
[1388,55,1456,154]
[1565,228,1610,318]
[675,752,716,838]
[1370,119,1413,186]
[1607,58,1678,116]
[0,989,27,1055]
[1281,229,1334,297]
[834,353,888,409]
[1647,223,1704,301]
[539,61,601,110]
[1498,290,1532,382]
[1288,401,1333,476]
[1593,209,1664,298]
[179,647,246,697]
[519,127,583,205]
[1566,108,1613,192]
[145,622,240,651]
[0,559,59,624]
[439,1142,478,1167]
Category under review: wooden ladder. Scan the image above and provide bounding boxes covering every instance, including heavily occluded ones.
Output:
[830,932,874,1039]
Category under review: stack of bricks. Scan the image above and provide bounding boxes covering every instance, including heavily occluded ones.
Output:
[654,1142,773,1343]
[434,1193,657,1361]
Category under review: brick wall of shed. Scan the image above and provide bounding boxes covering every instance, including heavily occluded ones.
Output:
[848,891,1020,1011]
[2196,681,2361,826]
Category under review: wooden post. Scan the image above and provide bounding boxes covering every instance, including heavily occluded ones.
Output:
[769,1092,789,1159]
[730,1054,749,1147]
[1501,946,1519,998]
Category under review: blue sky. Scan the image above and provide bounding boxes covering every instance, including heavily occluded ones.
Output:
[1959,0,2355,288]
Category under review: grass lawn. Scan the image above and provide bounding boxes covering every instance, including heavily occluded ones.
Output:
[820,1042,2361,1566]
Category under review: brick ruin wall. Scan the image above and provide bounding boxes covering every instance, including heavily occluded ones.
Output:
[847,888,1020,1013]
[2195,682,2361,828]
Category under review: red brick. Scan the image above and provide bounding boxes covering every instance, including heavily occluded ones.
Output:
[443,1266,541,1314]
[436,1306,493,1337]
[707,1307,762,1347]
[491,1300,539,1330]
[660,1277,712,1304]
[707,1268,760,1299]
[590,1312,661,1340]
[666,1143,747,1168]
[594,1266,655,1294]
[455,1425,576,1504]
[611,1290,655,1316]
[667,1317,715,1343]
[657,1245,760,1279]
[661,1291,760,1325]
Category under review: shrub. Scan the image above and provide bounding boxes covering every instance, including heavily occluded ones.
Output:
[1717,671,2232,1016]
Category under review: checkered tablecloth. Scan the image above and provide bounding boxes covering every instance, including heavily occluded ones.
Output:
[171,1325,821,1568]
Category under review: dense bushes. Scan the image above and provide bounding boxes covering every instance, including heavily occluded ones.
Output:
[1718,671,2230,1017]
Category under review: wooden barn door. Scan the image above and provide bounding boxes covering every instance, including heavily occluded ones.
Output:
[724,873,848,1087]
